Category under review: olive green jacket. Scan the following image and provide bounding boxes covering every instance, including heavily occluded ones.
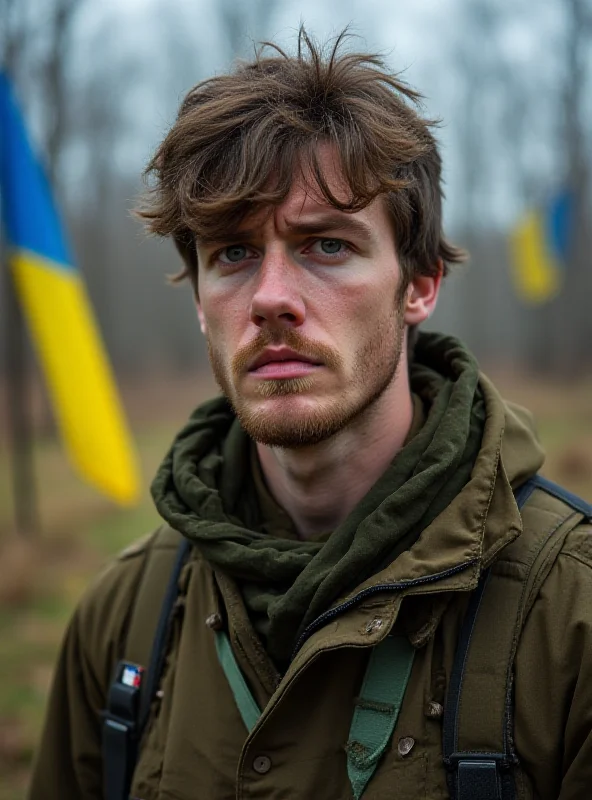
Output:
[29,388,592,800]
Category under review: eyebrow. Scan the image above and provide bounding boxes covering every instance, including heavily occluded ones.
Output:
[197,213,375,247]
[282,215,375,241]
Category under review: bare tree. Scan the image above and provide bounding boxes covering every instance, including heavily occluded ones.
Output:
[43,0,83,187]
[447,0,592,373]
[0,0,27,74]
[1,0,86,192]
[546,0,592,374]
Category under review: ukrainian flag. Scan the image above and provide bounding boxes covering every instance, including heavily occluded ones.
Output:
[0,71,140,505]
[510,191,573,304]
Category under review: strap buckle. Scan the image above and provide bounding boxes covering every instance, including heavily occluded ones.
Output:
[102,661,145,800]
[444,753,513,800]
[107,661,144,719]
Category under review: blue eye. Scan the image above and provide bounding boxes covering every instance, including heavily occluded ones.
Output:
[319,239,343,254]
[221,245,248,263]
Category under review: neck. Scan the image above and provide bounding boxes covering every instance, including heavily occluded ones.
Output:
[256,371,414,540]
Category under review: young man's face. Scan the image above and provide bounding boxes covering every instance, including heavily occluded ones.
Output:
[196,147,440,447]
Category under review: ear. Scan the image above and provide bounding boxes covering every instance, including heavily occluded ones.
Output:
[403,260,443,326]
[196,301,207,335]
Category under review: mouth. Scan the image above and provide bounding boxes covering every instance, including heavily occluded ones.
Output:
[247,347,323,379]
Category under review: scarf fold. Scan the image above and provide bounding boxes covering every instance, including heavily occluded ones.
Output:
[151,332,486,664]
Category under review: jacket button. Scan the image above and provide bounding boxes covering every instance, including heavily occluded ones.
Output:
[398,737,415,757]
[426,701,444,719]
[252,755,272,774]
[205,613,223,630]
[364,617,384,634]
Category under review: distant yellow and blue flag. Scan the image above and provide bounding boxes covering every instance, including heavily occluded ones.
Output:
[510,191,573,304]
[0,71,140,505]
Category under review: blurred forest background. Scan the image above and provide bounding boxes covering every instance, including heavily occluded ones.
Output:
[0,0,591,797]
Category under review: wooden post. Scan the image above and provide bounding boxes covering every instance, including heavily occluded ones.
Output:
[2,249,39,535]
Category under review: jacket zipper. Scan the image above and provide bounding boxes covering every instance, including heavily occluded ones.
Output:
[291,558,479,660]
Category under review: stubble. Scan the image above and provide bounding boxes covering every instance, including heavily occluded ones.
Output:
[206,295,406,448]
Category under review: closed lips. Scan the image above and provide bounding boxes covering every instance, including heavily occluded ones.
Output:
[249,349,321,370]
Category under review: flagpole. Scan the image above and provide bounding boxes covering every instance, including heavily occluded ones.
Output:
[2,242,39,536]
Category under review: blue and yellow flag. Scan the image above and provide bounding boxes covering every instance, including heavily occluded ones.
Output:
[0,72,140,504]
[510,191,573,304]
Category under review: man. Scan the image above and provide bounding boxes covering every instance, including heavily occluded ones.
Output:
[30,30,592,800]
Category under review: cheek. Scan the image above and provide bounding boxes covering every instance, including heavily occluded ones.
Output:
[334,282,400,366]
[199,286,240,344]
[319,271,399,333]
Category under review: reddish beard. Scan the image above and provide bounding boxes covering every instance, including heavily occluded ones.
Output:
[206,292,407,448]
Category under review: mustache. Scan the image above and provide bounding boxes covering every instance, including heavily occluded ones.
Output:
[232,328,343,376]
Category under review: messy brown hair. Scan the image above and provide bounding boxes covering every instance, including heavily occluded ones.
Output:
[138,28,466,289]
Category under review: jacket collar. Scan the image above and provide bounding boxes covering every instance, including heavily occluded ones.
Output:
[332,372,544,604]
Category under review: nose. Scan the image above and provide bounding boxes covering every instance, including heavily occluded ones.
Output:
[250,247,306,329]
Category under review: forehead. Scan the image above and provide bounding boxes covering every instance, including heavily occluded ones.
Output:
[235,144,395,240]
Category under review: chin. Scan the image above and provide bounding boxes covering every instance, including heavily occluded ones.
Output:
[240,418,339,449]
[233,393,355,448]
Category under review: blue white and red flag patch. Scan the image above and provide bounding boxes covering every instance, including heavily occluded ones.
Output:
[121,664,144,689]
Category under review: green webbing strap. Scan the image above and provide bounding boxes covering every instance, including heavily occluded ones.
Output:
[214,627,414,798]
[346,636,416,800]
[215,631,261,733]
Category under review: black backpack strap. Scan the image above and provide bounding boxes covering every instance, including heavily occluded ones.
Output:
[513,473,592,518]
[442,564,515,800]
[102,532,192,800]
[443,474,591,800]
[137,536,192,735]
